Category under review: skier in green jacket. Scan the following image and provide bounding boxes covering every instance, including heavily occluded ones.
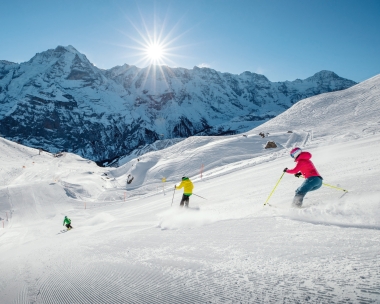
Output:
[63,216,73,230]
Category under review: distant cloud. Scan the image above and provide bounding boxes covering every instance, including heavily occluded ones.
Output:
[197,63,210,68]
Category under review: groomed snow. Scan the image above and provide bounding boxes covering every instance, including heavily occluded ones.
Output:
[0,75,379,303]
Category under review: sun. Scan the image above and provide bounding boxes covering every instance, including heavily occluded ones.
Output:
[121,15,184,68]
[119,11,193,78]
[146,43,164,63]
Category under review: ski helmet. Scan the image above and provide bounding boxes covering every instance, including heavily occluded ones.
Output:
[182,176,187,180]
[290,147,302,159]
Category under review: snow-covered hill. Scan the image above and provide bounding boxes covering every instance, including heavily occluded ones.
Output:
[0,45,356,162]
[0,74,379,303]
[257,74,380,139]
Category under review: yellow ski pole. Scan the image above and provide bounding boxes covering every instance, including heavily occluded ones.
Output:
[322,182,348,192]
[264,172,285,206]
[296,175,348,192]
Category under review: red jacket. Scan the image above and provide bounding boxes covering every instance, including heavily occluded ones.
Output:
[286,152,321,178]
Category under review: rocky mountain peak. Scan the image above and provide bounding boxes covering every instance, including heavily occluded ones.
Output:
[306,70,340,81]
[0,45,357,163]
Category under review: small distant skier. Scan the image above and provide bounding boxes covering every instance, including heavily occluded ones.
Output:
[63,216,73,230]
[175,177,194,207]
[284,147,323,207]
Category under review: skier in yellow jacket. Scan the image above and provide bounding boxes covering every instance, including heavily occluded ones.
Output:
[175,177,194,207]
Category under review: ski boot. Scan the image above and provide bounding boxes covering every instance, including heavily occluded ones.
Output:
[292,194,305,208]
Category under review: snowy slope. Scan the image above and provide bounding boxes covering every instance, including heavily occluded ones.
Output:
[0,75,379,303]
[256,74,380,140]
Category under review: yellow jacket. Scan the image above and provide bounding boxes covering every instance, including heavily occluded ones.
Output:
[176,178,193,195]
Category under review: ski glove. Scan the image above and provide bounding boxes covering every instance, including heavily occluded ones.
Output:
[294,172,302,178]
[283,168,288,172]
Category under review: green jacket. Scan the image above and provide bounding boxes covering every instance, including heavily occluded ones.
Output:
[63,217,71,225]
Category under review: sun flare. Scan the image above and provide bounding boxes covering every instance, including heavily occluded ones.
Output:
[146,43,164,62]
[121,12,191,75]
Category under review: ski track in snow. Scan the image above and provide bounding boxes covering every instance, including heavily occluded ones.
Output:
[1,77,380,302]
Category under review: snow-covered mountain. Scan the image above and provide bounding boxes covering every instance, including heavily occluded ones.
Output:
[0,45,356,162]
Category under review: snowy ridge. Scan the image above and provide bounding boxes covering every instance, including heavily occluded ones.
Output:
[0,45,356,162]
[0,74,379,302]
[257,74,380,140]
[108,137,186,167]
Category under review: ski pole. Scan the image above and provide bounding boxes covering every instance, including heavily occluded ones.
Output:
[171,187,176,206]
[296,175,348,192]
[322,182,348,192]
[192,193,207,200]
[264,172,285,206]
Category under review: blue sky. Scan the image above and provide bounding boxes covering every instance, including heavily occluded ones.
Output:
[1,0,379,82]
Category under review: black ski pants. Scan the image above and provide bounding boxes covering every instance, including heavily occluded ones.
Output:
[180,194,190,207]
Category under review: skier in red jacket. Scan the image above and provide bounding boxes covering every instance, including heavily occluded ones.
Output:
[284,147,323,207]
